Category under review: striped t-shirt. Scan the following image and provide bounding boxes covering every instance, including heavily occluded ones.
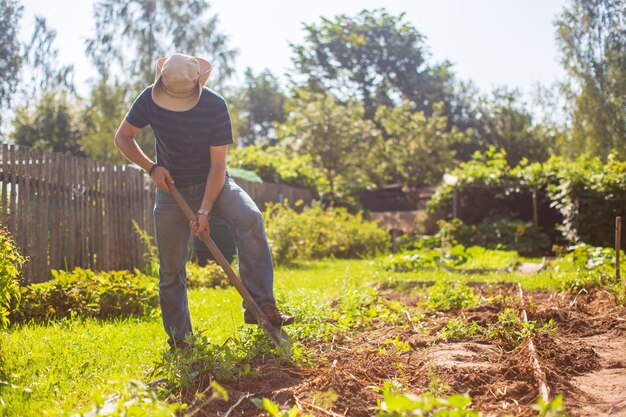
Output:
[125,86,234,187]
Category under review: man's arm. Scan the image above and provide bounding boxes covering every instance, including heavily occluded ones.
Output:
[191,145,228,236]
[114,119,174,191]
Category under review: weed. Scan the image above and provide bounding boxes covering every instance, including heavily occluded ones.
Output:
[132,220,159,278]
[376,380,479,417]
[423,281,478,311]
[251,397,312,417]
[486,308,557,347]
[437,317,483,341]
[379,336,411,356]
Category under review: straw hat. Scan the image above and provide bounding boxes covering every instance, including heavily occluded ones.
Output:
[152,53,212,112]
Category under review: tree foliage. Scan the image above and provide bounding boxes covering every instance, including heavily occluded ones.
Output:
[556,0,626,158]
[12,91,85,156]
[0,0,23,129]
[20,16,75,104]
[277,90,377,201]
[290,9,455,120]
[81,77,144,163]
[230,69,287,146]
[86,0,237,86]
[374,103,469,190]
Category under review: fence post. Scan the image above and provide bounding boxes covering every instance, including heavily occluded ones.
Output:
[616,216,621,282]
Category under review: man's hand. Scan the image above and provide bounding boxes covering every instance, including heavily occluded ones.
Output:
[190,215,210,237]
[151,166,175,191]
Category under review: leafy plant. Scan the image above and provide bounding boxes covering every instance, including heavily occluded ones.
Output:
[185,262,229,288]
[0,226,26,329]
[376,380,480,417]
[486,308,556,347]
[11,268,159,323]
[251,397,312,417]
[437,317,483,341]
[132,220,159,277]
[264,201,390,263]
[423,282,478,311]
[552,243,621,293]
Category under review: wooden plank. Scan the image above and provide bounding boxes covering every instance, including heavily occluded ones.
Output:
[1,144,7,226]
[102,163,111,271]
[86,159,94,270]
[22,147,32,283]
[8,146,17,237]
[41,151,51,281]
[16,147,26,277]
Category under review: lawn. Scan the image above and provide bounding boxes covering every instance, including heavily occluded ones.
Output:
[1,255,621,416]
[1,259,378,416]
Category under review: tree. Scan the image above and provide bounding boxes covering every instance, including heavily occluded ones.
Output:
[472,88,553,166]
[0,0,23,130]
[12,91,85,155]
[374,103,469,190]
[19,16,75,104]
[277,90,377,202]
[81,77,140,163]
[555,0,626,158]
[290,9,456,121]
[230,69,287,146]
[86,0,237,86]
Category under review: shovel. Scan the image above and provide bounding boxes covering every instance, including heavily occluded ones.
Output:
[166,183,290,349]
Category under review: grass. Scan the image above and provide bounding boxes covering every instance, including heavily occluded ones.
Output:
[0,259,377,416]
[0,255,583,415]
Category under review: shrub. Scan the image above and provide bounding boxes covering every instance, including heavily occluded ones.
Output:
[552,243,621,293]
[0,226,26,329]
[11,268,159,323]
[185,262,229,288]
[429,147,626,247]
[228,145,324,191]
[384,245,518,272]
[439,217,551,255]
[263,201,390,263]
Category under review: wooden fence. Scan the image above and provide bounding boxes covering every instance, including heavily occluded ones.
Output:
[0,144,313,284]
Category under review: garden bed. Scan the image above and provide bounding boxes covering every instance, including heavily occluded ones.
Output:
[204,284,626,416]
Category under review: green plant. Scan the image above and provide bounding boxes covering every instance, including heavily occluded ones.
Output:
[423,282,478,311]
[251,397,312,417]
[132,220,159,277]
[185,262,229,288]
[264,201,390,263]
[11,268,159,323]
[486,308,556,347]
[552,243,621,293]
[0,226,26,329]
[437,317,483,341]
[533,394,567,417]
[376,380,480,417]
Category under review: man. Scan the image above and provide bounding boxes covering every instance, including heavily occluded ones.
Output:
[114,53,293,349]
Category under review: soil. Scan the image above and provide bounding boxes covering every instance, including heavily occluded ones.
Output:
[196,285,626,417]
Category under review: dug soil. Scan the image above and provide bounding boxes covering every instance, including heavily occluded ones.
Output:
[203,285,626,417]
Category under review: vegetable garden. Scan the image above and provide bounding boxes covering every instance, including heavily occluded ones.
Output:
[2,200,626,417]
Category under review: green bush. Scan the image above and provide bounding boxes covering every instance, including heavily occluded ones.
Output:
[439,217,551,255]
[11,268,159,323]
[552,243,622,293]
[185,262,229,288]
[0,226,26,329]
[263,201,390,263]
[428,147,626,247]
[228,145,324,191]
[384,245,518,272]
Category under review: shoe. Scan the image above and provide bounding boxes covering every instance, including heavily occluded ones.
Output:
[244,304,295,326]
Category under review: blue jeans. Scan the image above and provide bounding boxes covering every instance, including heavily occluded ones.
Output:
[153,177,275,345]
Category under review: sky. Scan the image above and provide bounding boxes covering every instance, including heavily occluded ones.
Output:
[19,0,569,100]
